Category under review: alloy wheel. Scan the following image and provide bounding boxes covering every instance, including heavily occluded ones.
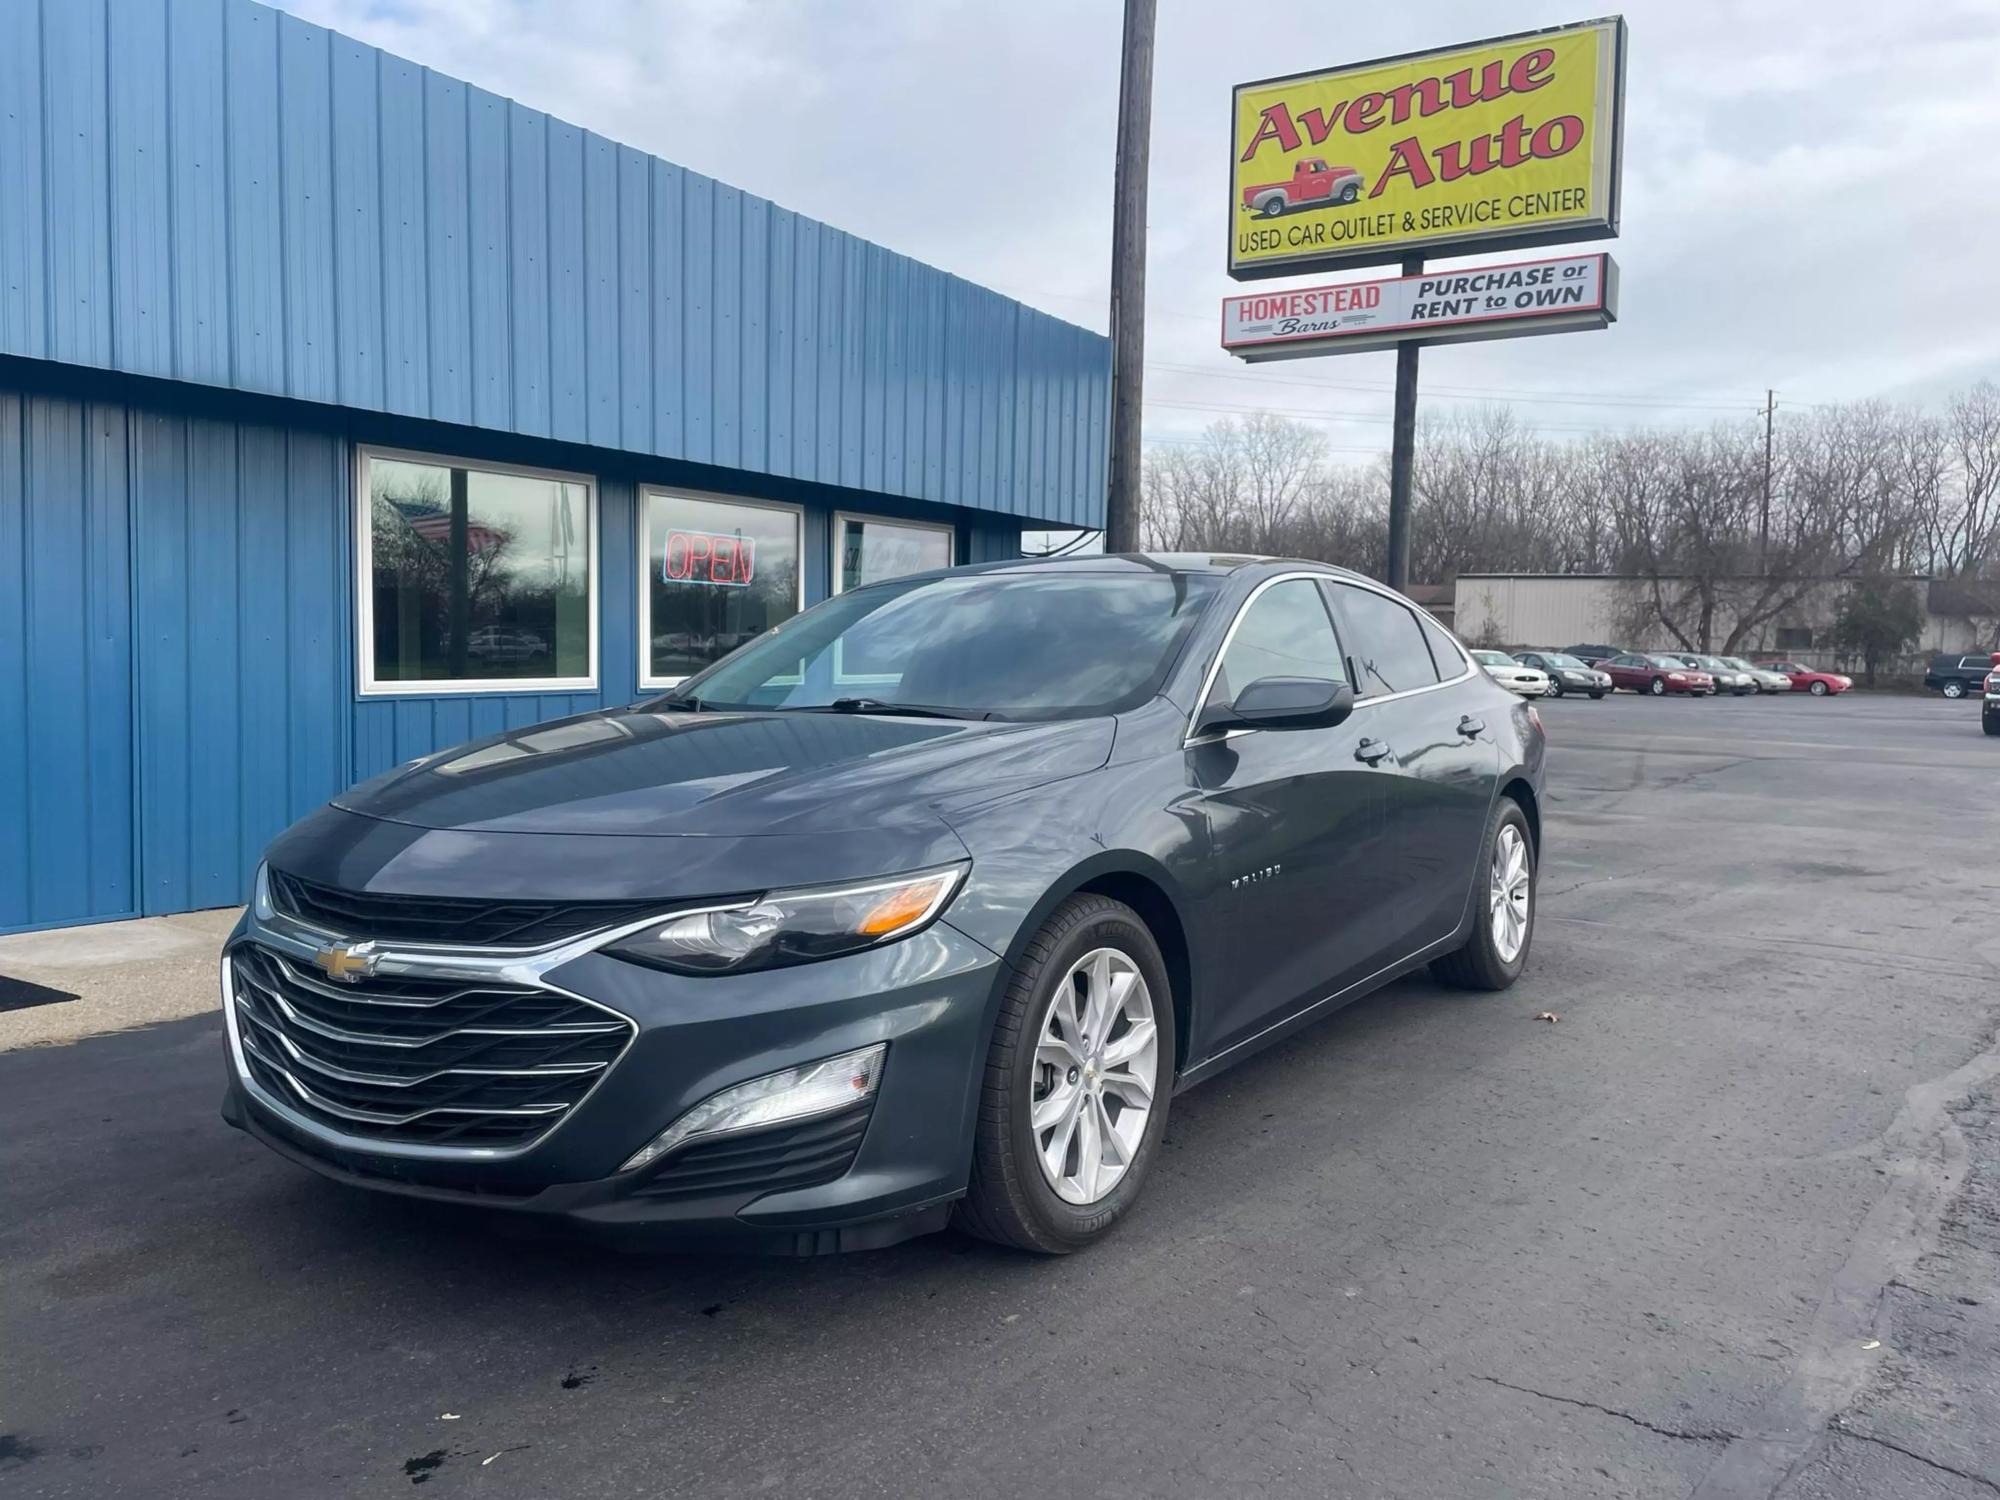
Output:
[1030,947,1159,1206]
[1490,823,1531,964]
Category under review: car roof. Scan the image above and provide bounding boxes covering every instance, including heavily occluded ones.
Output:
[865,552,1373,589]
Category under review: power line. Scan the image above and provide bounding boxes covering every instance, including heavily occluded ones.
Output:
[1146,360,1775,412]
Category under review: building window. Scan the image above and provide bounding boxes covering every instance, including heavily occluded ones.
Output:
[1776,626,1814,650]
[640,489,804,686]
[358,449,596,694]
[833,513,955,592]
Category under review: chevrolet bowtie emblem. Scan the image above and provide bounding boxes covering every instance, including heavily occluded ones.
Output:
[312,941,379,983]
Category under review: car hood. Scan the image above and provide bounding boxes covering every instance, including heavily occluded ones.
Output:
[332,705,1115,838]
[261,706,1114,904]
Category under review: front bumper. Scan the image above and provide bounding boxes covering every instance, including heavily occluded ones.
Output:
[219,911,1008,1253]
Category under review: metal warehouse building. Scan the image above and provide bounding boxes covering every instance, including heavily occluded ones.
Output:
[0,0,1110,935]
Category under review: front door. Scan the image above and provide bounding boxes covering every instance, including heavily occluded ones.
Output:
[1188,577,1392,1057]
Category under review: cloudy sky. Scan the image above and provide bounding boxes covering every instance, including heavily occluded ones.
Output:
[284,0,2000,461]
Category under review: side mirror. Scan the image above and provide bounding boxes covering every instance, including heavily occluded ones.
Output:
[1197,676,1354,736]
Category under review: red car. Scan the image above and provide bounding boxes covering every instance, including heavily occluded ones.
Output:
[1755,660,1853,696]
[1600,652,1716,696]
[1240,158,1366,217]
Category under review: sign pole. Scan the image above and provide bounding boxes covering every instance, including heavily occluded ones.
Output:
[1385,254,1422,591]
[1104,0,1156,554]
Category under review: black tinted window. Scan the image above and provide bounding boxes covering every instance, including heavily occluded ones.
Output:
[1329,584,1441,696]
[1418,614,1465,677]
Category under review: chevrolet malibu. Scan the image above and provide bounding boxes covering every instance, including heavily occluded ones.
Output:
[221,555,1545,1255]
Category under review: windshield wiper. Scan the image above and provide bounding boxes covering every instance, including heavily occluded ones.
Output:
[654,691,708,712]
[817,697,995,721]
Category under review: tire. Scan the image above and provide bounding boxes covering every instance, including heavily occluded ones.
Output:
[1256,194,1285,218]
[1809,680,1829,696]
[1985,714,2000,736]
[1549,681,1564,697]
[1649,676,1667,696]
[1589,690,1605,700]
[1432,797,1535,991]
[1943,681,1966,699]
[1336,182,1359,204]
[955,894,1176,1254]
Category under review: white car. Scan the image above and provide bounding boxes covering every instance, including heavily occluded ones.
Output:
[1472,649,1551,697]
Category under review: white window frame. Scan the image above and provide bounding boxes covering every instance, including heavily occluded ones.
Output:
[636,486,807,690]
[355,445,600,697]
[826,511,957,688]
[831,510,956,593]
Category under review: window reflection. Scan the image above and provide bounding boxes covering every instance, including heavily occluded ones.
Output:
[366,455,593,687]
[644,492,802,682]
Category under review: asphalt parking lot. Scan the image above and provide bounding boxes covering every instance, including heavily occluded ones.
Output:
[4,691,1998,1500]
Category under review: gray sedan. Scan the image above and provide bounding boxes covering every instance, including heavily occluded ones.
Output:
[1514,650,1612,698]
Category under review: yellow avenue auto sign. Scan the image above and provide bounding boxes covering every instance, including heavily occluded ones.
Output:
[1229,18,1626,279]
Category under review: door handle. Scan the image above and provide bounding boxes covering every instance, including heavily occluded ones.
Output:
[1354,737,1393,765]
[1457,715,1485,738]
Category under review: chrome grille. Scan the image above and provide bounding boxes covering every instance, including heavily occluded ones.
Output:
[228,943,634,1150]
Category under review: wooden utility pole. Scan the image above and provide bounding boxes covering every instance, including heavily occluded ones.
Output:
[1103,0,1155,553]
[1384,254,1424,591]
[1759,388,1774,570]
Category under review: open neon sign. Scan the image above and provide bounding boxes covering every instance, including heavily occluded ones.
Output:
[663,529,756,587]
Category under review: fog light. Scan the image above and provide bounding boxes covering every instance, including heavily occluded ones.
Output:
[618,1044,886,1173]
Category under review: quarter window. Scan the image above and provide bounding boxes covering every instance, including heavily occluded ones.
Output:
[1329,584,1441,697]
[1417,614,1466,678]
[640,491,803,686]
[360,450,595,693]
[1208,578,1346,706]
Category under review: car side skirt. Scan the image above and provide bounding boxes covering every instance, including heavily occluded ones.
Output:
[1173,923,1467,1093]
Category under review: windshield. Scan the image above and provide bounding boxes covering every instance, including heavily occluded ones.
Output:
[1650,655,1695,669]
[1472,651,1513,666]
[1722,657,1756,671]
[663,570,1222,720]
[1541,653,1587,669]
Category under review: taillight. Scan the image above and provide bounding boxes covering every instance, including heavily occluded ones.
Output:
[1526,704,1542,734]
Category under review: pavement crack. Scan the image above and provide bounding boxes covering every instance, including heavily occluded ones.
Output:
[1834,1426,2000,1496]
[1468,1374,1735,1444]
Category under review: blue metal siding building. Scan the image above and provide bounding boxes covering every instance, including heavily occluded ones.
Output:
[0,0,1110,934]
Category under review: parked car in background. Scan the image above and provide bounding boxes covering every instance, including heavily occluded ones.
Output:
[1471,649,1551,697]
[1601,653,1715,696]
[1719,656,1792,693]
[1562,643,1625,665]
[1756,660,1853,696]
[1514,651,1611,698]
[1925,652,1996,699]
[1985,669,2000,735]
[218,555,1547,1256]
[1669,654,1758,696]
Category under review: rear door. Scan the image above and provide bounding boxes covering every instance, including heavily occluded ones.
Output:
[1187,576,1390,1055]
[1325,582,1498,952]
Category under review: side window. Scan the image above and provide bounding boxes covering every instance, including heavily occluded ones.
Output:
[1208,579,1346,706]
[1330,584,1442,697]
[1418,614,1465,678]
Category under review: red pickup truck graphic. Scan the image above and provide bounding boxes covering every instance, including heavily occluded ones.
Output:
[1240,158,1366,217]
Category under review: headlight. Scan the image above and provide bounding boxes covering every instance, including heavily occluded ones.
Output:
[251,861,276,922]
[604,864,967,976]
[1669,672,1686,681]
